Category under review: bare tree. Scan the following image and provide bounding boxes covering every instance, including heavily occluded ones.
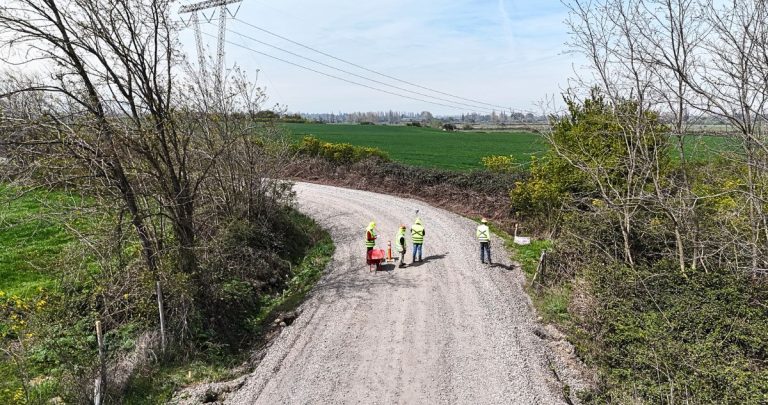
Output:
[0,0,278,343]
[564,0,768,275]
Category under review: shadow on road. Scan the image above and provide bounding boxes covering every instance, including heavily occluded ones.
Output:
[314,263,419,300]
[403,252,449,267]
[422,252,448,261]
[490,263,515,271]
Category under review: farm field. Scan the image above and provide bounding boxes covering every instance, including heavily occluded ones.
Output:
[282,123,547,170]
[0,187,74,298]
[283,123,739,169]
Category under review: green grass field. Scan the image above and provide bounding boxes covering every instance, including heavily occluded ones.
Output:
[283,123,740,169]
[282,123,547,170]
[0,187,76,298]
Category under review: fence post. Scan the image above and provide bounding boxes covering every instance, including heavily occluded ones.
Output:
[156,280,166,353]
[93,320,106,405]
[533,250,547,292]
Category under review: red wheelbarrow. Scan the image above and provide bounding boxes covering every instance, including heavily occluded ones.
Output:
[366,248,386,272]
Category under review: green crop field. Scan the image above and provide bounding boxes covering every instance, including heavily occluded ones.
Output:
[282,123,547,170]
[0,187,83,298]
[282,123,740,169]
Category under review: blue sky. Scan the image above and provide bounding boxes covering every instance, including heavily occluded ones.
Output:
[177,0,579,115]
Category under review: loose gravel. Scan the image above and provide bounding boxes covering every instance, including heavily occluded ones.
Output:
[224,182,569,404]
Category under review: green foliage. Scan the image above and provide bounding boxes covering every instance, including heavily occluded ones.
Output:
[123,216,334,404]
[0,187,77,298]
[481,155,517,174]
[281,113,306,123]
[198,208,323,346]
[295,136,390,165]
[0,187,108,404]
[586,263,768,403]
[251,229,334,327]
[0,180,335,403]
[123,360,237,405]
[511,238,553,277]
[539,285,571,324]
[512,92,768,402]
[253,110,278,121]
[510,91,669,232]
[509,156,575,228]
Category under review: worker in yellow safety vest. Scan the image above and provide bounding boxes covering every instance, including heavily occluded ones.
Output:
[365,221,377,252]
[477,218,492,264]
[395,225,408,267]
[411,218,425,262]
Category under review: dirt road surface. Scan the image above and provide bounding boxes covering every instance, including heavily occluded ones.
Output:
[225,182,570,404]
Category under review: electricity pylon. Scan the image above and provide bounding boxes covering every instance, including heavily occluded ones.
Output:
[179,0,242,100]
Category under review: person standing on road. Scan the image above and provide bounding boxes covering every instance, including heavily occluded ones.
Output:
[411,218,425,262]
[477,218,492,264]
[395,224,408,268]
[365,221,377,253]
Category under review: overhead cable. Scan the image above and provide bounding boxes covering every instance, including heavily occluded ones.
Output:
[231,17,514,111]
[225,27,496,113]
[203,31,489,113]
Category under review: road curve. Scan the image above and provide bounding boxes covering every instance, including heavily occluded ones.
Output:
[225,182,565,404]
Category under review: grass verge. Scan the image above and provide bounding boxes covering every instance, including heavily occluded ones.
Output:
[484,221,569,325]
[0,186,79,298]
[1,186,98,404]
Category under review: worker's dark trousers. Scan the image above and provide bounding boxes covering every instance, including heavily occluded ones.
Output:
[399,249,406,266]
[480,241,491,263]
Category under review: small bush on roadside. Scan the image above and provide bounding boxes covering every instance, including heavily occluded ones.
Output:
[481,155,518,174]
[295,136,389,165]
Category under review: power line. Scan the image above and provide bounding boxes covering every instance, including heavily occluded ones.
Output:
[225,27,497,113]
[203,31,490,113]
[230,17,515,111]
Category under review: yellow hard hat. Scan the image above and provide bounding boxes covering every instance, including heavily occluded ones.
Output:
[369,221,376,228]
[481,218,487,223]
[414,218,422,225]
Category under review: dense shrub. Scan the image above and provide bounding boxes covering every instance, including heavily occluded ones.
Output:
[583,261,768,403]
[294,136,389,165]
[481,155,517,174]
[198,208,317,346]
[524,93,768,402]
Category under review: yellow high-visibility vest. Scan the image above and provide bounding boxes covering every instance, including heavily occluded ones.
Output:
[476,224,490,242]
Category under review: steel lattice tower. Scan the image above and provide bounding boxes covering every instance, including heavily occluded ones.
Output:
[180,0,242,99]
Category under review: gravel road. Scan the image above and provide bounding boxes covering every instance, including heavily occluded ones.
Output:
[225,182,568,404]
